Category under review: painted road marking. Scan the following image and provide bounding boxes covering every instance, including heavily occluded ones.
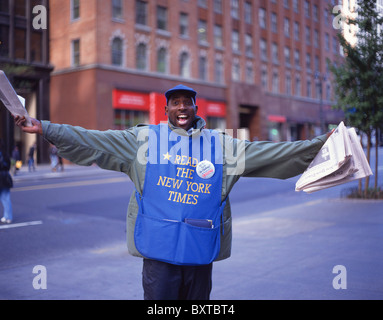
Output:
[0,220,43,230]
[12,177,129,192]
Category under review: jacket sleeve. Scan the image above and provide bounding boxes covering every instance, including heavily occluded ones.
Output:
[242,135,328,179]
[42,121,139,174]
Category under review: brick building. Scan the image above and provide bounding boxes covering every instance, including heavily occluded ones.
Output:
[49,0,343,143]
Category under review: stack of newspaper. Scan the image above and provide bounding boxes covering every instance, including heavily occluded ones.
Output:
[295,121,372,193]
[0,70,32,126]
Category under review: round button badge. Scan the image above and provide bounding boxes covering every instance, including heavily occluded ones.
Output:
[196,160,215,179]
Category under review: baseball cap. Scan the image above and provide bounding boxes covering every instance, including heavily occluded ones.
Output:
[165,84,197,104]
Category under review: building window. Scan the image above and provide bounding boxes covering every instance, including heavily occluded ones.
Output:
[246,62,254,83]
[313,4,318,21]
[71,39,80,66]
[306,79,312,98]
[231,0,239,19]
[271,12,277,33]
[260,38,267,61]
[112,0,123,20]
[136,43,147,70]
[135,0,147,26]
[214,0,222,14]
[214,24,223,48]
[0,25,9,58]
[157,47,167,73]
[111,37,123,66]
[245,2,252,24]
[285,74,292,95]
[293,0,299,13]
[261,67,268,89]
[314,55,319,72]
[198,0,207,8]
[157,6,167,31]
[306,53,311,70]
[333,36,338,54]
[15,28,26,60]
[71,0,80,21]
[272,42,278,64]
[294,49,300,67]
[198,19,208,44]
[325,33,330,51]
[180,51,190,78]
[272,71,279,93]
[199,55,207,81]
[314,29,319,48]
[180,13,189,37]
[215,57,224,84]
[305,26,310,45]
[284,46,291,66]
[304,0,310,18]
[232,30,240,52]
[295,75,301,96]
[284,18,290,38]
[259,8,267,29]
[245,34,253,57]
[284,0,289,9]
[232,58,240,81]
[294,21,300,40]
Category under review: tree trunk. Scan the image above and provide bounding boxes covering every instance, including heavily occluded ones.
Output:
[364,132,371,197]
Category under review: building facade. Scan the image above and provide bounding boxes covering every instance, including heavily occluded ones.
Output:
[0,0,52,162]
[49,0,343,145]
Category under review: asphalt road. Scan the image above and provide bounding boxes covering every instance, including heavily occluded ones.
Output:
[1,149,382,300]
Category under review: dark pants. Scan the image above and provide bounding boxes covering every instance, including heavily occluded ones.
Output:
[142,259,213,300]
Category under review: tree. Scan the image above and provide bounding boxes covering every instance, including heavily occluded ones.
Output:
[329,0,383,197]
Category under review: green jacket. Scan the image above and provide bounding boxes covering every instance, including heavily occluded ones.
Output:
[42,117,327,262]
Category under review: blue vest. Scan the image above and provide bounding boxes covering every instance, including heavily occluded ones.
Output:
[134,124,226,265]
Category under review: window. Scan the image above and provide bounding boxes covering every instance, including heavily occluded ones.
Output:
[306,79,312,97]
[272,42,278,64]
[272,71,279,93]
[157,6,167,30]
[284,0,289,9]
[199,55,207,81]
[245,34,253,56]
[198,20,208,43]
[284,18,290,37]
[180,13,189,37]
[246,62,254,83]
[306,53,311,70]
[314,55,319,71]
[305,26,310,44]
[136,43,147,70]
[295,76,301,96]
[293,0,299,13]
[0,25,9,58]
[259,8,267,29]
[294,49,300,67]
[261,67,268,89]
[111,37,123,66]
[325,33,330,51]
[112,0,123,20]
[271,12,277,33]
[215,58,224,84]
[71,39,80,66]
[313,4,318,21]
[214,0,222,13]
[15,28,26,60]
[180,52,190,78]
[157,47,167,73]
[232,30,240,52]
[136,0,147,26]
[232,58,240,81]
[333,36,338,54]
[294,21,300,40]
[260,38,267,61]
[284,46,291,65]
[231,0,239,19]
[314,29,319,48]
[285,74,292,95]
[198,0,207,8]
[304,0,310,17]
[71,0,80,20]
[214,25,223,47]
[245,2,252,24]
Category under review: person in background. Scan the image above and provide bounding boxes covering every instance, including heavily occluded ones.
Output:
[28,143,36,172]
[0,139,13,224]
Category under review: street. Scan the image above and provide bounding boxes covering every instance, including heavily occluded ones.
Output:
[1,148,383,300]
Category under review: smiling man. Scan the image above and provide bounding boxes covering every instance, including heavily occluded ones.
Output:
[14,84,331,300]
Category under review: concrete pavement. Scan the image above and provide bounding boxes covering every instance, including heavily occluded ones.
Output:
[3,163,383,300]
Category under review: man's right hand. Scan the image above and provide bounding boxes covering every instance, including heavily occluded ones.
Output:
[14,115,43,135]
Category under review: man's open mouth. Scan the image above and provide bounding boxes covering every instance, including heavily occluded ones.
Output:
[177,114,189,126]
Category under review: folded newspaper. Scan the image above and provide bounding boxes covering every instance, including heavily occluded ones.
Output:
[295,121,373,193]
[0,70,32,126]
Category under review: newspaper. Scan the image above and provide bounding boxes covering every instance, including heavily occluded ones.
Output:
[0,70,32,126]
[295,121,373,193]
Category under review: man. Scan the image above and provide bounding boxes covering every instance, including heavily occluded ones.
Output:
[15,84,331,300]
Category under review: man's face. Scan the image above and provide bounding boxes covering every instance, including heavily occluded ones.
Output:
[165,92,198,131]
